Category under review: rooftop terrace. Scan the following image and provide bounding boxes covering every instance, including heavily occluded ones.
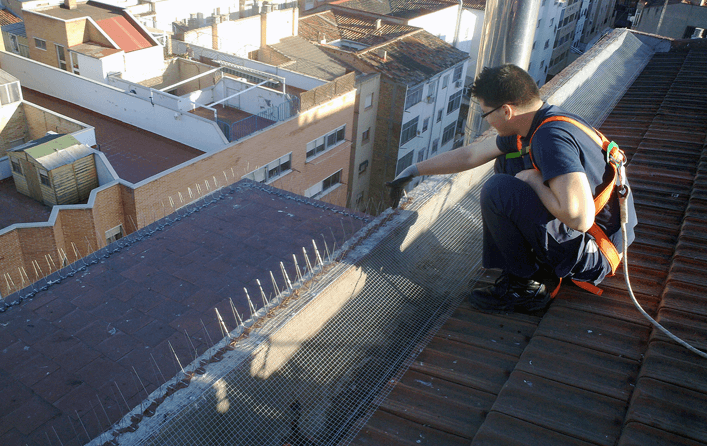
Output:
[21,88,202,184]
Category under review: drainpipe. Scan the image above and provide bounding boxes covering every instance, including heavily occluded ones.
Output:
[463,0,542,144]
[453,0,463,47]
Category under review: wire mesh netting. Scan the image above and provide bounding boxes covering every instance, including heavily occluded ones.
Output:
[109,168,492,446]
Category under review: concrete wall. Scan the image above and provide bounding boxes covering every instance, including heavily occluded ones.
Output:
[634,3,707,39]
[347,73,380,212]
[123,45,166,82]
[0,101,26,156]
[173,40,327,89]
[183,8,298,55]
[0,50,228,151]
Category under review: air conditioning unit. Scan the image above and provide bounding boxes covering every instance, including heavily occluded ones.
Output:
[454,81,462,89]
[426,95,434,103]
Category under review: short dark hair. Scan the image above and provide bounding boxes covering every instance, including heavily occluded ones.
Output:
[470,64,540,108]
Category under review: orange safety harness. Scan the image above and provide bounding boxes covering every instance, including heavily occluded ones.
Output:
[509,116,629,296]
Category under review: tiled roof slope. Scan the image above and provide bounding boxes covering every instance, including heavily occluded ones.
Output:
[0,8,21,26]
[269,36,350,80]
[332,0,457,18]
[357,30,468,86]
[351,46,707,445]
[0,181,369,446]
[299,10,419,47]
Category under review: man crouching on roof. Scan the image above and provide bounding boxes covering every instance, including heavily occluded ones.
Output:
[387,64,638,314]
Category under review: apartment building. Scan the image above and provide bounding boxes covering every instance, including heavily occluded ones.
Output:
[577,0,618,49]
[300,10,468,206]
[0,27,356,297]
[527,0,585,85]
[22,0,164,82]
[309,0,483,84]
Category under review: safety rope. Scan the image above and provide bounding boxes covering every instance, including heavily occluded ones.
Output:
[619,191,707,360]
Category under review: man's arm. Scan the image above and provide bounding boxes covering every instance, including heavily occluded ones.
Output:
[416,140,504,176]
[516,170,595,232]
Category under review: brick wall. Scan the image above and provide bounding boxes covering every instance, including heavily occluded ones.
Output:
[368,78,404,207]
[24,11,65,69]
[23,102,84,140]
[0,102,28,156]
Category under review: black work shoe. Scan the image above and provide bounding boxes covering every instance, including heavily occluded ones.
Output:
[469,273,551,314]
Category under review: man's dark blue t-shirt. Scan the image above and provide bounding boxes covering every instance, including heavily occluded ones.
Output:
[495,103,637,254]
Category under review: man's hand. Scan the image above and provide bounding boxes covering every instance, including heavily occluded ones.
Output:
[386,165,419,208]
[515,168,543,187]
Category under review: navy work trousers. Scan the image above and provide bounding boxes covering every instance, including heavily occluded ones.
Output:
[480,174,609,285]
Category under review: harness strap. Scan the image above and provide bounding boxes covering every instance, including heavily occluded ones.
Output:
[521,116,626,294]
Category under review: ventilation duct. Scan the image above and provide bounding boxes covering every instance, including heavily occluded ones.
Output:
[464,0,542,143]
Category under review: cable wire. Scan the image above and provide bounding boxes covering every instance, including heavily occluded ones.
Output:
[620,194,707,360]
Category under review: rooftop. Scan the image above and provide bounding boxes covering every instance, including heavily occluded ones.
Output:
[349,36,707,445]
[356,30,469,85]
[330,0,458,19]
[31,1,121,21]
[299,9,420,47]
[269,36,352,81]
[0,8,21,26]
[0,180,369,446]
[21,88,202,184]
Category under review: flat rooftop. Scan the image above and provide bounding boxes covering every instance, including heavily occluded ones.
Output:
[0,178,53,230]
[31,1,120,21]
[0,180,370,446]
[22,88,203,184]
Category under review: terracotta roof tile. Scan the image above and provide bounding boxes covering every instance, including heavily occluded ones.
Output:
[0,9,21,26]
[350,43,707,446]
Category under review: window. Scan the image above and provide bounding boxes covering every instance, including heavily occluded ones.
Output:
[243,153,292,183]
[0,82,21,106]
[447,91,462,114]
[452,65,463,82]
[358,160,368,175]
[441,122,456,145]
[540,60,545,68]
[55,44,67,70]
[11,159,22,175]
[550,18,554,26]
[417,149,426,163]
[364,93,373,109]
[306,125,346,159]
[38,168,50,187]
[305,170,342,198]
[405,85,423,109]
[34,38,46,50]
[362,127,370,143]
[532,41,537,50]
[400,116,419,145]
[422,117,429,133]
[396,151,414,176]
[106,224,124,245]
[442,75,449,89]
[437,109,443,123]
[537,19,541,28]
[544,40,550,49]
[431,139,439,154]
[427,80,437,99]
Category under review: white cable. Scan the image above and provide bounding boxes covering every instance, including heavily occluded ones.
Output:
[620,198,707,360]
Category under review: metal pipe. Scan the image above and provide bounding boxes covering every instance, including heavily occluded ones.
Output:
[464,0,541,144]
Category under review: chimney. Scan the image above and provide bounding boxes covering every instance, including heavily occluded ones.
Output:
[260,4,268,48]
[212,22,219,50]
[375,18,382,30]
[64,0,77,10]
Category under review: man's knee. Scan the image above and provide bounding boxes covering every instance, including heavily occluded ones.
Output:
[481,174,523,212]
